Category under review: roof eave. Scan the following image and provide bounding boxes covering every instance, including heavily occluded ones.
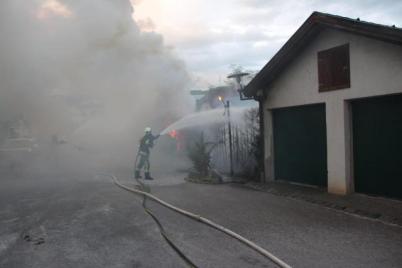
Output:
[243,12,402,97]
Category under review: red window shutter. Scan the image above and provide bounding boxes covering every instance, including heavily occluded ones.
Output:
[318,44,350,92]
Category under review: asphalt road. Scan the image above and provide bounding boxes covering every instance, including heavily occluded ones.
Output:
[150,182,402,268]
[0,174,187,268]
[1,172,401,267]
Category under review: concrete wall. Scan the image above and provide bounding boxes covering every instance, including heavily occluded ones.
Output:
[263,28,402,194]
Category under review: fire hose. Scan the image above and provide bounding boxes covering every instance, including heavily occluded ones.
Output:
[107,174,292,268]
[134,176,198,268]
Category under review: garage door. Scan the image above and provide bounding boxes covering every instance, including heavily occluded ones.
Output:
[273,103,327,187]
[352,94,402,199]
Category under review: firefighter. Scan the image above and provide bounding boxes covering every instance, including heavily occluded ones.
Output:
[134,127,160,180]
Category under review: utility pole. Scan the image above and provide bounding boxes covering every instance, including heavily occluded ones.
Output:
[226,100,234,177]
[219,96,234,177]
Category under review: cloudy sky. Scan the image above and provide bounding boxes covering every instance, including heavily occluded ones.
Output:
[131,0,402,88]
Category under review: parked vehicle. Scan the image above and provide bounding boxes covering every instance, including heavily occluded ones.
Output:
[0,137,39,173]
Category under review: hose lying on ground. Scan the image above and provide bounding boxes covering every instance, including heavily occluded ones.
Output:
[98,173,197,267]
[138,181,197,268]
[110,174,292,268]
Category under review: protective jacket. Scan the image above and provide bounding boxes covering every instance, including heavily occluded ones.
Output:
[139,133,159,154]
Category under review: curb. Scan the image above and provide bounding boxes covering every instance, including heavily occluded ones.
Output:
[241,182,402,228]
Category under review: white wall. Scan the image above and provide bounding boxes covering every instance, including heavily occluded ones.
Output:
[263,28,402,194]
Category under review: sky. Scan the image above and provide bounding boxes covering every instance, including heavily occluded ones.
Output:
[131,0,402,89]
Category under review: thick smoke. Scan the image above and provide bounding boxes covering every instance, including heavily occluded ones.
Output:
[0,0,192,174]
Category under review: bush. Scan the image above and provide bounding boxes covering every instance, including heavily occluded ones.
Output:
[187,132,215,177]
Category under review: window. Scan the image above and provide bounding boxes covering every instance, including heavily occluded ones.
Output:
[317,44,350,92]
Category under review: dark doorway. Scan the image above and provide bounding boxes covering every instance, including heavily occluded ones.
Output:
[352,94,402,199]
[273,103,327,187]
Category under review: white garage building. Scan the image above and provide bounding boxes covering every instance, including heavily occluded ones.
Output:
[244,12,402,199]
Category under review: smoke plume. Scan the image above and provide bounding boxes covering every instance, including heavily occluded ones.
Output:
[0,0,192,173]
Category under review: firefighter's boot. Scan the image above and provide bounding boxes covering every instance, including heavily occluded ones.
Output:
[134,170,142,179]
[144,172,154,180]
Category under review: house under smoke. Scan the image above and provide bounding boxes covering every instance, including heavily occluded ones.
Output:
[244,12,402,199]
[194,86,233,111]
[193,85,256,111]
